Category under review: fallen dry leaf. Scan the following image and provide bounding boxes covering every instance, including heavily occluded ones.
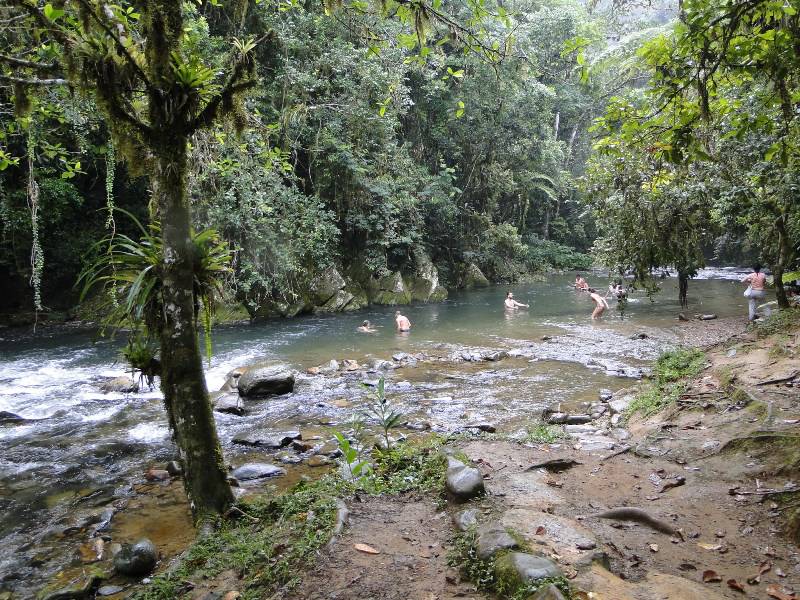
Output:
[766,584,796,600]
[698,542,722,551]
[354,543,380,555]
[535,526,546,535]
[747,560,772,584]
[649,543,659,553]
[702,570,722,583]
[726,579,746,593]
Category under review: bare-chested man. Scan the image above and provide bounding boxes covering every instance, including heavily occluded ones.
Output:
[504,291,529,309]
[588,288,609,319]
[395,311,411,332]
[575,273,589,291]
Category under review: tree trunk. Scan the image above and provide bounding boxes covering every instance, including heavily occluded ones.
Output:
[678,270,689,308]
[155,138,235,523]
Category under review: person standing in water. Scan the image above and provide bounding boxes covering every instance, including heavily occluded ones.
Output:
[395,311,411,332]
[504,291,529,309]
[575,273,589,291]
[588,288,609,319]
[741,264,767,321]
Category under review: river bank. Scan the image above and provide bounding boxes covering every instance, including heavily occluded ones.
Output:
[140,309,798,600]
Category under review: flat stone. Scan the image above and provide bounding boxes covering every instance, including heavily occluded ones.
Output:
[564,424,595,434]
[97,585,125,596]
[468,423,497,433]
[445,457,485,501]
[100,376,139,394]
[317,442,343,458]
[237,365,294,397]
[565,415,592,425]
[476,522,518,559]
[291,439,317,452]
[453,508,480,532]
[699,314,718,320]
[231,463,285,481]
[232,429,300,448]
[494,552,562,587]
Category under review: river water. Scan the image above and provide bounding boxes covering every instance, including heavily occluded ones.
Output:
[0,272,750,595]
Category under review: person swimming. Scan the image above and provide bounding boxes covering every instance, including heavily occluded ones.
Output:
[357,320,377,333]
[395,311,411,332]
[588,288,609,319]
[504,291,529,309]
[575,273,589,291]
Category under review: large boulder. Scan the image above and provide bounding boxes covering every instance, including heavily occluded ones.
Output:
[371,272,412,305]
[494,552,563,589]
[237,364,294,397]
[212,393,245,416]
[113,538,157,576]
[314,288,355,314]
[342,282,369,311]
[445,457,485,501]
[231,462,286,481]
[462,263,490,288]
[308,266,347,306]
[406,251,449,302]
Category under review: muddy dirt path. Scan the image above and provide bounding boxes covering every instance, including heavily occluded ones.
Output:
[285,315,800,600]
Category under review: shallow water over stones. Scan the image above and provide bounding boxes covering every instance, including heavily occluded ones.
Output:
[0,274,747,596]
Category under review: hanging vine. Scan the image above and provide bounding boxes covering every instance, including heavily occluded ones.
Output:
[103,139,121,310]
[27,131,44,316]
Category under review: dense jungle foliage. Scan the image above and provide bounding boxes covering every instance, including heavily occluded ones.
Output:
[0,0,672,321]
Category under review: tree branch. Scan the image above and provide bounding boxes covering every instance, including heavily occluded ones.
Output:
[0,53,59,72]
[0,73,66,85]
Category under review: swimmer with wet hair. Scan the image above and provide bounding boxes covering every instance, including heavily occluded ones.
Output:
[395,311,411,332]
[357,320,377,333]
[504,291,529,309]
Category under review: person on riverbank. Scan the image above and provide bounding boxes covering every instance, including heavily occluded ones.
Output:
[575,274,589,291]
[588,288,609,319]
[357,320,377,333]
[741,264,767,321]
[395,311,411,332]
[504,291,529,309]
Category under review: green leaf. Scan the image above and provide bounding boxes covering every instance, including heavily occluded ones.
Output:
[43,3,65,21]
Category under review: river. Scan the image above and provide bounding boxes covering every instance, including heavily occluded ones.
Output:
[0,272,751,596]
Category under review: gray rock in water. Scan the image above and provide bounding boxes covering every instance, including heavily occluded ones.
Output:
[237,365,294,397]
[483,350,508,362]
[530,583,567,600]
[100,376,139,394]
[113,538,157,576]
[231,463,286,481]
[699,313,718,320]
[565,414,592,425]
[0,411,26,425]
[213,393,245,416]
[97,585,125,596]
[599,389,613,402]
[445,457,485,501]
[232,429,301,448]
[453,508,480,532]
[476,522,519,560]
[494,552,563,587]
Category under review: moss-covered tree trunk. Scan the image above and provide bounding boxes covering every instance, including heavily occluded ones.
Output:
[154,137,235,522]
